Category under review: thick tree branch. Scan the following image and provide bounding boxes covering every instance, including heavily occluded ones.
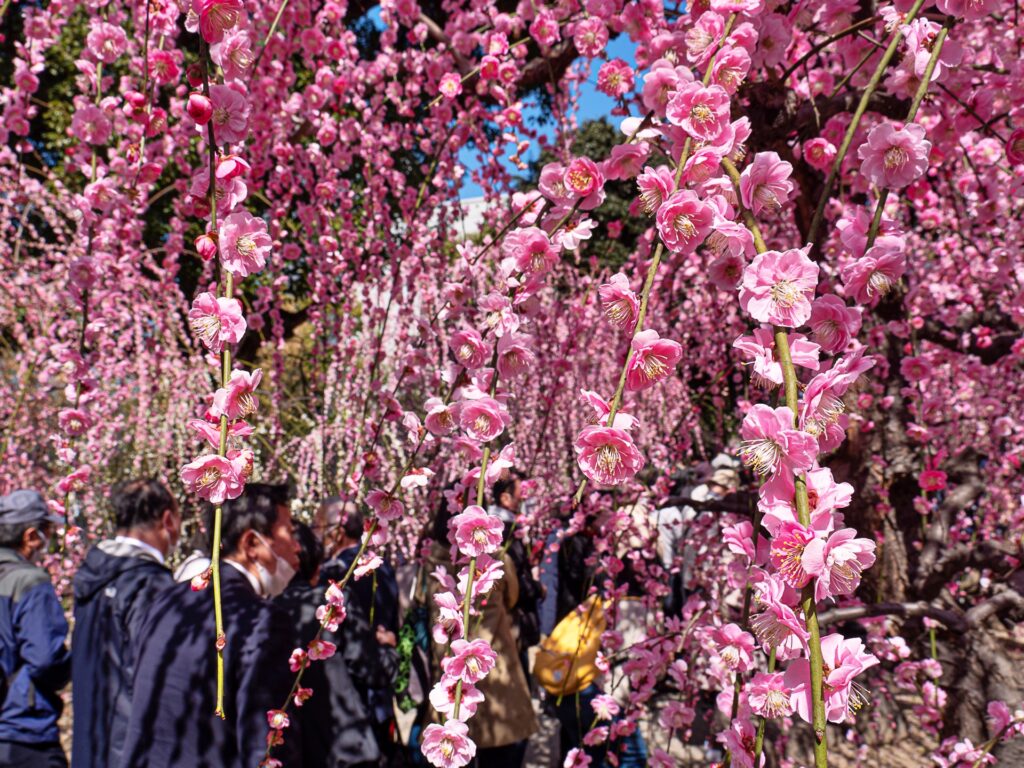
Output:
[817,600,967,633]
[965,590,1024,627]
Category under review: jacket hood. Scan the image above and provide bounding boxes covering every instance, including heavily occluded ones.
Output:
[73,543,164,602]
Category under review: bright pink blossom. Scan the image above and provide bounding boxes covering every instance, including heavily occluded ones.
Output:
[808,295,862,353]
[625,329,683,391]
[563,158,605,210]
[739,247,819,327]
[502,227,557,275]
[803,137,837,171]
[712,623,755,672]
[733,327,820,388]
[841,244,906,305]
[597,59,634,98]
[739,404,818,497]
[194,0,244,43]
[769,521,817,588]
[443,638,497,684]
[636,165,675,215]
[748,672,793,719]
[438,73,462,100]
[208,83,250,144]
[496,333,536,378]
[449,329,490,369]
[574,425,645,486]
[573,18,609,58]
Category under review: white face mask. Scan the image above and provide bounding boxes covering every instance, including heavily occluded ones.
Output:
[253,532,296,598]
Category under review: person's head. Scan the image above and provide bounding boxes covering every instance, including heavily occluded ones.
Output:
[0,490,63,563]
[292,521,324,586]
[110,478,181,557]
[207,483,299,597]
[491,470,525,513]
[707,468,739,498]
[318,496,362,554]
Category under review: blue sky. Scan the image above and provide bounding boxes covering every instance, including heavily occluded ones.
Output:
[457,34,638,199]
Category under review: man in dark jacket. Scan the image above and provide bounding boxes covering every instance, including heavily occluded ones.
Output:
[0,490,70,768]
[274,522,381,768]
[71,479,180,768]
[118,484,301,768]
[319,501,399,762]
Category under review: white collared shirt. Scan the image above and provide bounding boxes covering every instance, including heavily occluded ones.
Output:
[113,535,166,565]
[224,558,263,596]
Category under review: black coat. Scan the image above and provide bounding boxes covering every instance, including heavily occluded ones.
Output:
[118,565,300,768]
[273,579,380,768]
[72,543,172,768]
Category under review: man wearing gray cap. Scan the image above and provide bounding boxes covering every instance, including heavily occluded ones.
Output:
[0,489,71,768]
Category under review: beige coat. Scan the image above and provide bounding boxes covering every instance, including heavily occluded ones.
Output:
[421,542,539,747]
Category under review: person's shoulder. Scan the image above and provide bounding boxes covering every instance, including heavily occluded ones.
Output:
[0,562,52,602]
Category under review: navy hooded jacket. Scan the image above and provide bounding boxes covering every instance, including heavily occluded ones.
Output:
[0,547,70,745]
[118,564,300,768]
[71,540,173,768]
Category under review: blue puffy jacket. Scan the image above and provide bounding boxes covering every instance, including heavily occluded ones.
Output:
[0,547,71,745]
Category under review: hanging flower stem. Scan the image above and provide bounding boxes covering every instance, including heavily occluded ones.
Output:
[722,155,828,768]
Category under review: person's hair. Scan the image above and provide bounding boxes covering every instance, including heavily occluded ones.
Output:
[206,483,291,555]
[292,521,324,582]
[0,522,33,549]
[490,470,525,508]
[341,507,365,541]
[110,479,175,531]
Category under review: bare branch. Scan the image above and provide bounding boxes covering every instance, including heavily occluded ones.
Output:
[818,600,967,633]
[965,590,1024,627]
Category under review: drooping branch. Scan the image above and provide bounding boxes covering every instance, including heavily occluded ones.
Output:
[817,601,967,633]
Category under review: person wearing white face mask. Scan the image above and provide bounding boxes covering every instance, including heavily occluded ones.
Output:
[119,484,302,768]
[0,489,70,768]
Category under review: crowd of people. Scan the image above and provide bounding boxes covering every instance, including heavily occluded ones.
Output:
[0,461,739,768]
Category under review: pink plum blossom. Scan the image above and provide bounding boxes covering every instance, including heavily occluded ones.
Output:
[208,83,250,144]
[194,0,244,43]
[448,505,503,557]
[841,243,906,305]
[739,404,818,498]
[421,720,476,768]
[496,333,536,378]
[655,190,714,253]
[803,137,837,171]
[784,633,879,723]
[857,122,932,189]
[458,397,508,442]
[188,292,246,354]
[808,295,862,353]
[802,527,877,601]
[575,425,645,486]
[442,638,497,684]
[429,678,484,721]
[733,327,820,388]
[599,273,640,331]
[449,329,490,369]
[665,83,732,142]
[220,211,272,277]
[180,454,244,504]
[625,329,683,391]
[747,672,793,719]
[210,368,262,420]
[636,165,676,215]
[739,247,819,327]
[740,151,794,214]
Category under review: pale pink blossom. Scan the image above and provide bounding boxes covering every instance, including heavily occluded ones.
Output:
[711,45,751,94]
[188,292,246,353]
[188,418,253,447]
[448,505,503,557]
[655,190,714,253]
[458,397,508,442]
[747,672,793,719]
[70,105,112,146]
[424,397,458,436]
[266,709,290,730]
[432,591,464,644]
[599,273,640,331]
[502,227,558,275]
[421,720,475,768]
[857,122,931,189]
[642,64,692,117]
[449,329,490,369]
[739,404,818,495]
[784,634,879,723]
[210,368,262,420]
[429,677,484,721]
[739,247,819,327]
[210,29,254,81]
[575,425,645,486]
[180,454,244,504]
[712,623,755,672]
[740,151,794,214]
[626,329,683,391]
[86,20,128,64]
[769,521,817,589]
[443,638,497,684]
[58,408,92,437]
[496,333,536,378]
[665,83,732,142]
[307,638,337,661]
[438,73,462,100]
[802,527,876,601]
[220,211,271,277]
[579,390,637,431]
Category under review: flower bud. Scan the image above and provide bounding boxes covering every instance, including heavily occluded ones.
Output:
[195,231,219,261]
[187,92,213,125]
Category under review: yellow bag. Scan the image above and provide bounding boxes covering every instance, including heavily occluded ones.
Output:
[533,595,606,697]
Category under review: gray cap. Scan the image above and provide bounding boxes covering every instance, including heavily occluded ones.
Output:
[0,490,64,526]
